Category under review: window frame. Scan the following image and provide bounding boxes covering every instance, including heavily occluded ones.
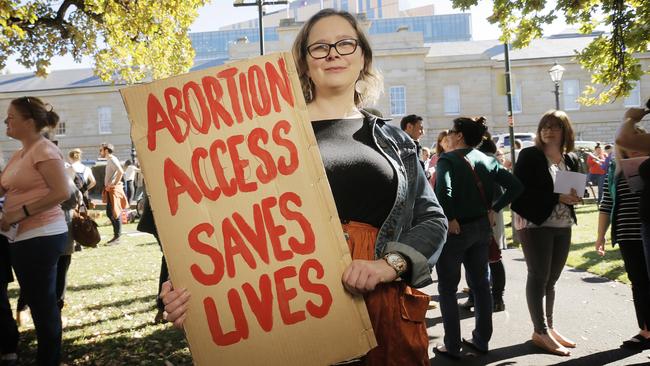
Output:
[443,84,460,116]
[563,79,580,111]
[97,106,113,135]
[389,85,407,117]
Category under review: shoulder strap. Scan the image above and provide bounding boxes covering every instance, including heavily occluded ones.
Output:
[452,151,491,210]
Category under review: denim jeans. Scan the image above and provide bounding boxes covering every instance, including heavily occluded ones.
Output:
[106,198,121,237]
[11,233,66,365]
[436,217,493,355]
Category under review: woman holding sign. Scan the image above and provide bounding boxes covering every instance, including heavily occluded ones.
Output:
[161,8,448,365]
[511,110,581,356]
[0,96,70,365]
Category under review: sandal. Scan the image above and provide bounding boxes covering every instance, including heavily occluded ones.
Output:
[434,344,461,360]
[622,334,650,350]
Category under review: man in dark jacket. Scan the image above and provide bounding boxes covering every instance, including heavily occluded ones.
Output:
[401,114,430,178]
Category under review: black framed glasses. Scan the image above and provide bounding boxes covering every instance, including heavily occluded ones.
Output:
[307,39,358,59]
[541,124,562,131]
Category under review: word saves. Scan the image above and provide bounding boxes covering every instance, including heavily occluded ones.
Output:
[145,57,333,346]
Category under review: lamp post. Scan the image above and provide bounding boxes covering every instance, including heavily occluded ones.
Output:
[233,0,288,56]
[548,62,565,110]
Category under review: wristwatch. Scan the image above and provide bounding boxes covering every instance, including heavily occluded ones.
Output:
[383,252,408,277]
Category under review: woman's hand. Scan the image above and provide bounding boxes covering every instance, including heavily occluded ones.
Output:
[448,219,461,235]
[0,209,23,230]
[160,280,190,329]
[595,237,606,257]
[342,259,397,295]
[559,189,581,206]
[623,107,650,122]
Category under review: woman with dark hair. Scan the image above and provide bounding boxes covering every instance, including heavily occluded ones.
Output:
[0,96,70,365]
[434,117,522,358]
[160,8,448,365]
[461,136,509,313]
[511,110,581,356]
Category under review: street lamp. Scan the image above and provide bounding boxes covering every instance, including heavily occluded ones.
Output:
[548,62,565,110]
[233,0,288,56]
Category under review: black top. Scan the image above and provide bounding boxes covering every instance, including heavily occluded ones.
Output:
[312,118,397,228]
[640,158,650,223]
[511,146,580,226]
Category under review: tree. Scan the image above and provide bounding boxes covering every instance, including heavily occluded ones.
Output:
[0,0,209,82]
[452,0,650,105]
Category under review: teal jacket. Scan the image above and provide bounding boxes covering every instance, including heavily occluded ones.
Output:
[435,147,523,222]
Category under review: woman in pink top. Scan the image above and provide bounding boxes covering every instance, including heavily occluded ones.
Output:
[0,96,70,365]
[428,129,451,189]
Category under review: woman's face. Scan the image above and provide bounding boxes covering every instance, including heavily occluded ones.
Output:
[440,135,451,152]
[306,15,364,100]
[539,121,563,147]
[446,129,462,150]
[4,104,32,140]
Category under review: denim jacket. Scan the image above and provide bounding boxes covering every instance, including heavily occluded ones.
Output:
[361,110,448,288]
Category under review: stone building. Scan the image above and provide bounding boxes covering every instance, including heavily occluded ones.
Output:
[1,19,648,161]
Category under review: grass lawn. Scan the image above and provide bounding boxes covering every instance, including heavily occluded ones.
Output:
[8,220,192,365]
[7,203,627,364]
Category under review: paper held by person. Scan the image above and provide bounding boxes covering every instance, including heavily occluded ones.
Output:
[554,170,587,196]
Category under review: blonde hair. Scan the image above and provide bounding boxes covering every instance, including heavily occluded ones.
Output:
[615,125,647,176]
[291,9,383,107]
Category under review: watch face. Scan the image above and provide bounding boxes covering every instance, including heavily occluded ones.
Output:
[386,253,406,273]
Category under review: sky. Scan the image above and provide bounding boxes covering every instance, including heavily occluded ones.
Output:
[5,0,569,73]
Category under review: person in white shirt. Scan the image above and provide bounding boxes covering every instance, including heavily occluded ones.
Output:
[123,160,140,203]
[68,148,96,207]
[99,143,125,244]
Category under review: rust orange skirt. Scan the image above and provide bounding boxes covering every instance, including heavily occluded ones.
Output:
[342,221,430,366]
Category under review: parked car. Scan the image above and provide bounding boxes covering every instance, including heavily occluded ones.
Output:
[492,132,536,149]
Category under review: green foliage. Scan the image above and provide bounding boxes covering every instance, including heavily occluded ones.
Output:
[452,0,650,105]
[0,0,209,82]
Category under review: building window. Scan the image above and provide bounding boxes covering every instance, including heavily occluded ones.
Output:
[389,86,406,116]
[563,79,580,111]
[444,85,460,115]
[504,84,522,114]
[98,106,112,134]
[55,120,66,136]
[340,0,348,11]
[624,81,641,107]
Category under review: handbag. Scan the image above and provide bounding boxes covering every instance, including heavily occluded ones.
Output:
[453,151,502,263]
[70,207,101,248]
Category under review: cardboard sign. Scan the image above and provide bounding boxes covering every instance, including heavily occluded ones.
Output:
[120,53,375,365]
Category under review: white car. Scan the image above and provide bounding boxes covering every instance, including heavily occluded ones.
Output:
[492,133,536,149]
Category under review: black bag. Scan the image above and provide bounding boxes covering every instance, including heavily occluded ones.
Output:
[61,188,81,211]
[70,210,100,248]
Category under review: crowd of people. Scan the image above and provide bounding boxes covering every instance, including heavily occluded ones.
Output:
[0,7,648,366]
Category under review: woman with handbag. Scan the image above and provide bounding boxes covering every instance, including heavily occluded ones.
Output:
[0,96,70,365]
[461,136,509,313]
[511,110,582,356]
[434,117,522,358]
[158,9,449,365]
